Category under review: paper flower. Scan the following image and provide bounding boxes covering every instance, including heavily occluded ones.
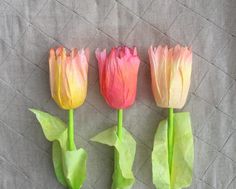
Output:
[148,45,192,109]
[30,47,89,189]
[91,46,140,189]
[49,47,89,110]
[96,46,140,109]
[149,45,194,189]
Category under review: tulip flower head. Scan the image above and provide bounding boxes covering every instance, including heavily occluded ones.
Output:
[148,45,192,109]
[96,46,140,109]
[49,47,89,110]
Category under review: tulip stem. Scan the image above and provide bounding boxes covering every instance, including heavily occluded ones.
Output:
[168,108,174,175]
[117,109,123,139]
[114,109,123,183]
[68,109,76,151]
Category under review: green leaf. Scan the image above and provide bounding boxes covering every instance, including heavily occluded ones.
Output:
[30,109,87,189]
[52,141,67,186]
[62,149,87,189]
[152,112,194,189]
[29,109,66,141]
[91,126,136,189]
[152,119,170,189]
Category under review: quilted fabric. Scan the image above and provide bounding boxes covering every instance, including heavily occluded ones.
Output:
[0,0,235,188]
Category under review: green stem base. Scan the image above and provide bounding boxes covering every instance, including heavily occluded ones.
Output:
[168,108,174,175]
[68,109,76,151]
[114,109,123,181]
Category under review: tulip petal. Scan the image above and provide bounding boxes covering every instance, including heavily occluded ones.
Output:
[149,45,192,109]
[49,48,56,97]
[49,47,88,109]
[84,48,90,62]
[96,46,140,109]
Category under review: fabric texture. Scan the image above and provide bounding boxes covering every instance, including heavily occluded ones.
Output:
[0,0,235,188]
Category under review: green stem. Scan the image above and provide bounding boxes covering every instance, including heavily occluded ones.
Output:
[168,108,174,175]
[68,109,76,151]
[117,109,123,139]
[114,109,123,180]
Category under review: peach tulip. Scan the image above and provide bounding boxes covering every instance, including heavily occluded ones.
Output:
[49,47,89,109]
[96,46,140,109]
[148,45,192,109]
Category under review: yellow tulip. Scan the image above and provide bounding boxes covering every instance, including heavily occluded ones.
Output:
[148,45,192,109]
[49,47,89,110]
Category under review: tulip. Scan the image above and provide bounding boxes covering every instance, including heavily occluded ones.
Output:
[149,45,193,188]
[49,47,89,110]
[29,46,89,189]
[49,47,89,151]
[92,46,140,189]
[95,46,140,110]
[148,45,192,109]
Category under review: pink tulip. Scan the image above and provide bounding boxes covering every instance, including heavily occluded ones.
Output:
[96,46,140,109]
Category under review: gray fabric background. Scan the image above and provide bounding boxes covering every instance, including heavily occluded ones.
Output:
[0,0,236,188]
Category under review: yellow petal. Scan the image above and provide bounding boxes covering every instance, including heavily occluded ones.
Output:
[49,47,89,109]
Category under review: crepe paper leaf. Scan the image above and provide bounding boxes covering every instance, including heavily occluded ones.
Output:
[152,112,193,189]
[52,140,87,189]
[30,109,87,189]
[91,126,136,189]
[53,141,67,186]
[152,119,170,189]
[63,149,87,189]
[29,109,67,141]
